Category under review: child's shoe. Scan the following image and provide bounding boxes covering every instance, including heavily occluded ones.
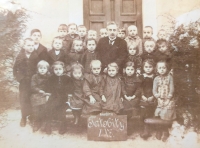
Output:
[162,131,169,142]
[140,125,151,140]
[20,118,26,127]
[59,123,67,135]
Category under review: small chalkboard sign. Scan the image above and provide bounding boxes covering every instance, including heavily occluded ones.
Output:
[87,113,127,141]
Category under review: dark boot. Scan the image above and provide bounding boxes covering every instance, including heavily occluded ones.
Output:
[162,127,169,142]
[140,124,151,140]
[45,123,52,135]
[73,110,81,125]
[156,125,162,140]
[59,122,67,135]
[20,118,26,127]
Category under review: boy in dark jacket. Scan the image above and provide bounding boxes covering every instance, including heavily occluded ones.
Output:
[13,38,39,127]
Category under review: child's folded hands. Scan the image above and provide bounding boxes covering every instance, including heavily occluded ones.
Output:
[89,95,96,104]
[101,95,107,102]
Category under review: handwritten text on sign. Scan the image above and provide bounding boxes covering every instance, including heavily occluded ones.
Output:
[87,115,127,141]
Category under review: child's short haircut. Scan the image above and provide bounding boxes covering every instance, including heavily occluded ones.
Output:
[30,29,41,36]
[157,29,165,35]
[90,60,102,69]
[100,28,107,32]
[124,61,135,68]
[71,62,84,73]
[68,23,77,31]
[52,61,65,69]
[78,25,87,30]
[52,36,63,46]
[58,24,68,31]
[88,30,97,34]
[128,25,137,30]
[24,38,34,45]
[72,39,83,47]
[86,38,97,45]
[107,62,119,72]
[144,39,156,47]
[118,27,126,33]
[144,26,153,33]
[37,60,50,69]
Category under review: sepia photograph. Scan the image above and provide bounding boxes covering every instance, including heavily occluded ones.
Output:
[0,0,200,147]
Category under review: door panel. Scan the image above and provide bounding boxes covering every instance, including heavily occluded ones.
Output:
[83,0,142,36]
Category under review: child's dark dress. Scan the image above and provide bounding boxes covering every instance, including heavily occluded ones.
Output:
[121,75,141,112]
[30,73,50,123]
[82,73,103,114]
[101,75,124,114]
[13,49,39,118]
[69,78,85,109]
[46,74,72,122]
[139,74,156,119]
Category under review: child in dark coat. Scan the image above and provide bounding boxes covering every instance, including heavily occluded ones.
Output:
[13,38,39,127]
[30,60,50,132]
[30,29,49,62]
[121,61,141,119]
[45,61,73,135]
[81,38,99,73]
[48,37,67,66]
[82,60,103,115]
[68,63,85,125]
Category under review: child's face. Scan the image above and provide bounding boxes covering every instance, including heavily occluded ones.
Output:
[143,27,153,39]
[128,45,137,56]
[68,25,77,35]
[24,40,35,53]
[78,27,87,38]
[108,67,118,77]
[54,65,64,76]
[144,41,155,53]
[158,31,167,40]
[158,43,167,53]
[117,31,126,39]
[88,32,97,39]
[31,32,41,44]
[157,62,167,75]
[91,64,101,76]
[73,68,82,79]
[143,62,153,74]
[38,65,48,75]
[100,29,108,38]
[128,26,137,37]
[73,41,83,52]
[58,30,67,38]
[87,40,96,52]
[53,39,63,50]
[125,66,135,76]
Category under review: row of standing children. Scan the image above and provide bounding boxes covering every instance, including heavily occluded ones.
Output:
[13,23,175,141]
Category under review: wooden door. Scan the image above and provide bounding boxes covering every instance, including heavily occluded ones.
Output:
[83,0,143,37]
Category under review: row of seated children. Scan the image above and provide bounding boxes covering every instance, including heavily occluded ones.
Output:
[13,36,175,142]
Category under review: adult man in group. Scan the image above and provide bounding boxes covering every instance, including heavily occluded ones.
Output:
[96,22,127,73]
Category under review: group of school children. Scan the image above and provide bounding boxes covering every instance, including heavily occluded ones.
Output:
[13,21,175,142]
